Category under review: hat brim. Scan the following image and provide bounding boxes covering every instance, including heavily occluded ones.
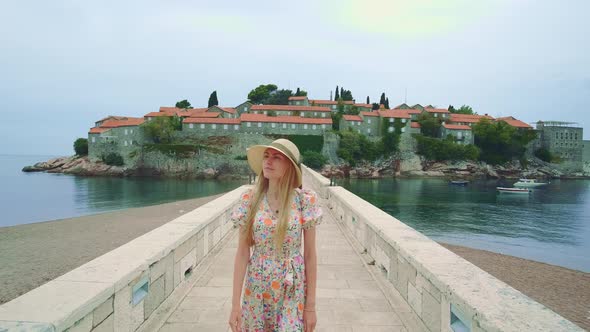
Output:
[247,145,302,188]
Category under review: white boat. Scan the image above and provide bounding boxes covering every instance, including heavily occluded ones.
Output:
[513,179,548,188]
[497,187,531,194]
[449,180,469,186]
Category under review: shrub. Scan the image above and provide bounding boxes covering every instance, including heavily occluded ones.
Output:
[73,138,88,156]
[414,135,479,161]
[102,152,124,166]
[302,151,327,169]
[337,129,380,166]
[534,147,553,162]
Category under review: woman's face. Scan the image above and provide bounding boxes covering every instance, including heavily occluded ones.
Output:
[262,148,291,181]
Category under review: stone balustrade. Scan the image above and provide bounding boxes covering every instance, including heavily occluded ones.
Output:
[301,165,582,332]
[0,185,250,332]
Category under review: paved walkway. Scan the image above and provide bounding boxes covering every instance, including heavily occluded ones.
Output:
[157,188,412,332]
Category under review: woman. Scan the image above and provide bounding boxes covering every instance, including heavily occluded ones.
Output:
[229,139,322,332]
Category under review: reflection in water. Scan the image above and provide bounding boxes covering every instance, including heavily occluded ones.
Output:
[74,176,244,214]
[340,178,590,272]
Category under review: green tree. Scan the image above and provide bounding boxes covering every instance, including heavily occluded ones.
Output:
[450,105,475,115]
[472,119,537,164]
[102,152,124,166]
[384,98,390,109]
[266,89,293,105]
[294,88,308,97]
[334,85,339,100]
[73,138,88,156]
[414,135,479,161]
[379,93,386,106]
[141,116,178,144]
[366,96,370,104]
[417,113,442,138]
[208,91,219,107]
[345,105,360,115]
[534,148,553,162]
[337,129,379,166]
[175,99,192,109]
[302,151,327,169]
[371,103,380,110]
[247,84,278,104]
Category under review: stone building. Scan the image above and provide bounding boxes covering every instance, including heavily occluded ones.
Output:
[441,123,474,145]
[88,117,145,162]
[535,121,584,171]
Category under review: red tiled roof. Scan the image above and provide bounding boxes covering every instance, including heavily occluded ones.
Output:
[144,112,170,117]
[426,108,450,114]
[354,104,372,108]
[183,118,241,124]
[251,105,331,112]
[241,114,332,125]
[288,96,307,101]
[96,115,127,123]
[89,127,111,134]
[361,111,379,117]
[378,110,411,119]
[188,112,221,118]
[343,115,363,122]
[100,118,144,128]
[442,123,471,130]
[407,109,422,114]
[219,107,236,114]
[449,113,494,123]
[411,122,421,128]
[497,116,532,129]
[310,99,354,105]
[159,107,182,113]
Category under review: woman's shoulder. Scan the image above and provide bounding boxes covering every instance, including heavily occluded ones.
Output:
[294,187,319,203]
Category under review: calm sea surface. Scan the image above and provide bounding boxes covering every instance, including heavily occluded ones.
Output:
[339,178,590,272]
[2,155,589,271]
[0,155,245,228]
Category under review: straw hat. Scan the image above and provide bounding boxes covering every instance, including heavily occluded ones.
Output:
[247,138,302,187]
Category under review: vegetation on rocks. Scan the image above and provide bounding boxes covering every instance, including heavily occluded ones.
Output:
[473,119,537,164]
[414,135,480,161]
[73,138,88,156]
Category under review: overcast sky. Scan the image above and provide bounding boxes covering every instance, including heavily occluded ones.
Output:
[1,0,588,156]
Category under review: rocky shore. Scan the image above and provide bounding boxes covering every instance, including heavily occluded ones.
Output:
[23,153,588,180]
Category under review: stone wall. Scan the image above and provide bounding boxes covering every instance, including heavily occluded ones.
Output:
[0,185,251,332]
[301,165,582,332]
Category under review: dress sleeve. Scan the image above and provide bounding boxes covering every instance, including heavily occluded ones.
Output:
[231,189,253,228]
[299,189,322,230]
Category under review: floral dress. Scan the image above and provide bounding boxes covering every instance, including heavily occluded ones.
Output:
[231,187,322,332]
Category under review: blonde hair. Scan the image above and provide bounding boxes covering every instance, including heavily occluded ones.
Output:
[242,160,298,254]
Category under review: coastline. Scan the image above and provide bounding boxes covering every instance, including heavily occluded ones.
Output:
[0,197,587,330]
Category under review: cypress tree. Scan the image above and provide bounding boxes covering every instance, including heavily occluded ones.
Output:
[208,91,219,107]
[296,87,301,96]
[340,87,344,99]
[335,86,339,100]
[366,96,370,104]
[385,97,390,109]
[379,93,386,106]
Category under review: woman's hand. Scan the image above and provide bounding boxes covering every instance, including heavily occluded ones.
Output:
[304,310,317,332]
[228,307,242,332]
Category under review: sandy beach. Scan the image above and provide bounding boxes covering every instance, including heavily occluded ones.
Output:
[1,196,588,330]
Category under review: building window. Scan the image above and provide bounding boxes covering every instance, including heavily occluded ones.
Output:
[200,124,205,129]
[368,119,371,124]
[258,122,262,127]
[389,118,394,123]
[434,113,438,118]
[247,122,251,127]
[283,123,287,129]
[124,140,128,146]
[130,129,133,134]
[272,123,276,128]
[312,125,317,130]
[211,124,216,129]
[401,119,406,123]
[388,127,394,133]
[332,105,336,110]
[401,127,405,133]
[234,125,239,130]
[125,129,128,135]
[224,124,228,130]
[300,112,305,117]
[322,124,326,129]
[291,124,296,129]
[304,124,308,129]
[264,111,267,115]
[314,112,317,117]
[288,112,292,116]
[189,123,194,129]
[322,113,326,118]
[92,137,96,143]
[368,128,371,134]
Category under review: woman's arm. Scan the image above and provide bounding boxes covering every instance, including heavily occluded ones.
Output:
[303,227,318,308]
[231,229,251,310]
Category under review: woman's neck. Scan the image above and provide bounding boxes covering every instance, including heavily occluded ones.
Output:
[267,179,279,199]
